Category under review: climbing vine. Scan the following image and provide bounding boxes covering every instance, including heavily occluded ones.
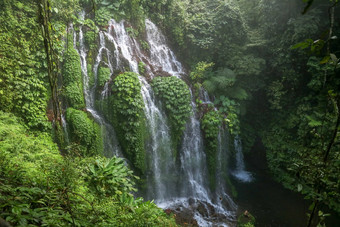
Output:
[110,72,146,174]
[62,36,85,109]
[151,76,191,153]
[0,0,50,130]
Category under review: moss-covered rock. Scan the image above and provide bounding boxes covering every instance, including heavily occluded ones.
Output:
[201,109,223,190]
[66,108,103,156]
[151,76,191,155]
[109,72,146,174]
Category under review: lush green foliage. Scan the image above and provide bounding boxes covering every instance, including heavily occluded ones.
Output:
[200,109,223,189]
[151,76,191,153]
[110,72,146,174]
[0,0,50,130]
[62,37,85,109]
[214,96,241,136]
[66,108,103,156]
[0,111,176,226]
[235,0,340,217]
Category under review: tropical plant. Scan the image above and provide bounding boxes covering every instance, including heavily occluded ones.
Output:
[85,157,138,198]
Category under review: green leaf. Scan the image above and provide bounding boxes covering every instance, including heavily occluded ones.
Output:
[320,56,330,64]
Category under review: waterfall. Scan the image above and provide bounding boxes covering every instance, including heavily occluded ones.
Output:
[74,17,237,226]
[232,136,253,182]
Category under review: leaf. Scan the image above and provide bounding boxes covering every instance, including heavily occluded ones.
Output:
[298,184,303,192]
[320,56,330,64]
[291,39,313,50]
[330,53,338,64]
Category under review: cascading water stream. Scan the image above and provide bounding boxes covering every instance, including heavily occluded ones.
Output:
[73,14,121,157]
[145,19,184,77]
[139,78,176,201]
[232,136,253,182]
[61,114,70,145]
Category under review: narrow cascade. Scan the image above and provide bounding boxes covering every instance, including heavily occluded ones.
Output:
[74,15,121,157]
[199,87,213,105]
[179,99,208,200]
[61,114,70,145]
[216,129,237,210]
[232,136,253,182]
[140,78,177,201]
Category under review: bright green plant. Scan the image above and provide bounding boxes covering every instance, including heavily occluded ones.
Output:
[66,108,103,156]
[201,109,223,190]
[190,61,214,83]
[110,72,146,174]
[138,61,146,75]
[152,76,191,153]
[140,40,150,50]
[85,157,138,198]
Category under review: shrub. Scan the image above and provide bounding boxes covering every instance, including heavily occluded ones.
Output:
[66,108,103,156]
[110,72,146,174]
[151,76,191,154]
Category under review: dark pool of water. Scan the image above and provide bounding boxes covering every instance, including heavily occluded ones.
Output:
[232,139,339,227]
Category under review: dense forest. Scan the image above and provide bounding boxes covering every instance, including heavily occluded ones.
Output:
[0,0,339,226]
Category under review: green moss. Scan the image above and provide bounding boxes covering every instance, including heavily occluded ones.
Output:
[201,109,223,190]
[151,76,191,154]
[65,108,103,156]
[62,36,85,109]
[110,72,146,174]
